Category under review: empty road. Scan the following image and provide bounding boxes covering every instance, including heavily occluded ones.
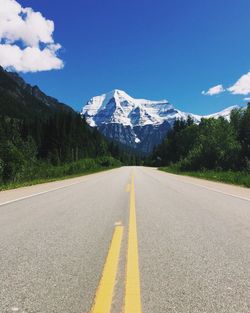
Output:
[0,167,250,313]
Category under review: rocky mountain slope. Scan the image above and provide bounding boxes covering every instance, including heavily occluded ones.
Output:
[81,89,239,154]
[0,66,73,120]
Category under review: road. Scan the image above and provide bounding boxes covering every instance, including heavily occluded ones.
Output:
[0,167,250,313]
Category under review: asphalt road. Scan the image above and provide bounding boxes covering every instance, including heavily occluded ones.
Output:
[0,167,249,313]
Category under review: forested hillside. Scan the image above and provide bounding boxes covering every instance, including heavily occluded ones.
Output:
[0,68,127,188]
[1,65,249,188]
[0,66,73,120]
[149,105,250,186]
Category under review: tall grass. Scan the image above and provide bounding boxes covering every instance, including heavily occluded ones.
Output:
[0,156,121,191]
[160,166,250,188]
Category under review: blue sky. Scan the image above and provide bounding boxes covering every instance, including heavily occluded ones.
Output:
[4,0,250,113]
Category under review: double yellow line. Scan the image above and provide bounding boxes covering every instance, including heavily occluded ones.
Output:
[90,224,123,313]
[90,173,142,313]
[124,174,142,312]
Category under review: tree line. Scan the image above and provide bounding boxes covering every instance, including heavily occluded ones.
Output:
[0,111,139,186]
[148,105,250,172]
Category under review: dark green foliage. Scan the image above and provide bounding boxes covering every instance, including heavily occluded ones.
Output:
[108,140,144,166]
[149,105,250,174]
[160,167,250,188]
[0,157,121,191]
[0,66,73,120]
[0,67,142,188]
[0,112,124,186]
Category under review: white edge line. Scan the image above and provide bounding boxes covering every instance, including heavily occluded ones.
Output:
[185,181,250,202]
[0,167,119,207]
[0,181,84,207]
[156,169,250,202]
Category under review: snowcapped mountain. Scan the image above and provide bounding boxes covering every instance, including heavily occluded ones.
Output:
[82,89,193,127]
[81,89,239,154]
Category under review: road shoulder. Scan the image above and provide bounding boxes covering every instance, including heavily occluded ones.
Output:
[153,168,250,201]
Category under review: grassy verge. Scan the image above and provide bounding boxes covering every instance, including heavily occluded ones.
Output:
[0,156,121,191]
[160,167,250,188]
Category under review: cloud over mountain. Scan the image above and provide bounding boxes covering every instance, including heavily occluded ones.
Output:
[203,72,250,98]
[0,0,63,72]
[202,84,225,96]
[228,72,250,95]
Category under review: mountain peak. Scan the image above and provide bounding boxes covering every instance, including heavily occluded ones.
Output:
[81,89,171,127]
[109,89,128,97]
[81,90,240,128]
[100,89,169,105]
[81,90,242,154]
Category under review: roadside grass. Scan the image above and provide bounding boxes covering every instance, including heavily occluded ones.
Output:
[0,156,121,191]
[160,167,250,188]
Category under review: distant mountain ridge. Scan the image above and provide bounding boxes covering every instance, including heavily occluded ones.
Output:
[0,67,241,156]
[81,89,240,154]
[0,66,73,120]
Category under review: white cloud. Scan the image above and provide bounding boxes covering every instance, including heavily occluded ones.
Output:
[228,72,250,95]
[0,0,63,72]
[243,97,250,101]
[202,84,225,96]
[0,44,63,72]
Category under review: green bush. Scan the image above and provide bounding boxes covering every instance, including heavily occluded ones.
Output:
[0,156,122,190]
[149,105,250,186]
[161,167,250,188]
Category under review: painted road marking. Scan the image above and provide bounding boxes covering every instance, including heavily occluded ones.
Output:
[0,181,85,207]
[156,169,250,202]
[0,169,118,207]
[186,182,250,202]
[90,225,123,313]
[124,174,142,313]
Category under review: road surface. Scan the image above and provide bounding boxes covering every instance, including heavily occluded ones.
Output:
[0,167,249,313]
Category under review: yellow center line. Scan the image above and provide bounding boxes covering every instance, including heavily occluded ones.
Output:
[124,173,142,313]
[90,224,124,313]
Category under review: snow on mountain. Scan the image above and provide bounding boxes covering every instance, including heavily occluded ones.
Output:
[200,105,239,121]
[82,89,237,127]
[82,89,177,127]
[81,89,240,154]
